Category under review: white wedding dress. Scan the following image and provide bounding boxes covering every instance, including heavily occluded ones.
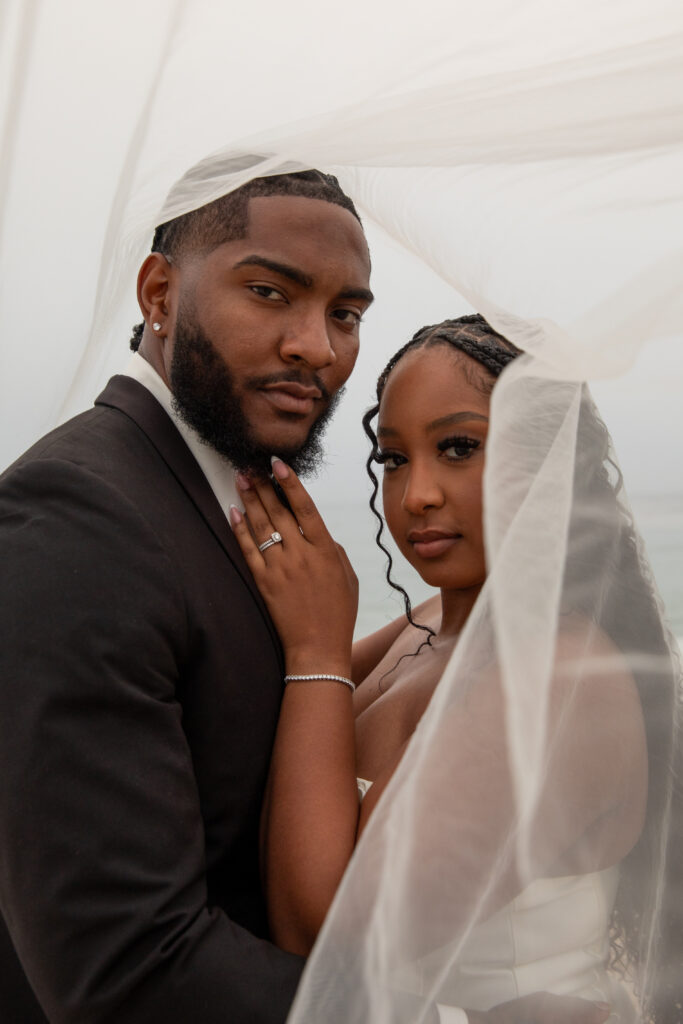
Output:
[357,779,636,1021]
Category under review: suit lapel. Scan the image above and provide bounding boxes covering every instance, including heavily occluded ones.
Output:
[95,375,284,662]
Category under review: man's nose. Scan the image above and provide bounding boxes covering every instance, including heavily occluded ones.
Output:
[401,463,444,515]
[279,314,336,369]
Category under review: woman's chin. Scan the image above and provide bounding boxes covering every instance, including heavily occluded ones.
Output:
[410,560,485,593]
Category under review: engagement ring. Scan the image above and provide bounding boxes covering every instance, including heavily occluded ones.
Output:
[258,532,283,552]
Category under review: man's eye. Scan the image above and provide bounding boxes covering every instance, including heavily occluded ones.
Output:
[331,308,363,326]
[249,285,285,301]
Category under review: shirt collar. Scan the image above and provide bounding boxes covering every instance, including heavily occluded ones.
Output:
[122,352,242,523]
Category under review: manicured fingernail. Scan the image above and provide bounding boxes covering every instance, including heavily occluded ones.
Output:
[594,1004,611,1013]
[270,456,289,480]
[235,471,251,491]
[229,504,243,525]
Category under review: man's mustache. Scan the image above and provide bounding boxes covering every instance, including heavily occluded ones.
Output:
[248,372,331,403]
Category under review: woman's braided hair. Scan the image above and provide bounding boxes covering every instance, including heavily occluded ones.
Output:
[361,314,521,644]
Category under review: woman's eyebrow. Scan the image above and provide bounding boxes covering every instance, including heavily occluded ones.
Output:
[378,412,488,439]
[427,412,488,430]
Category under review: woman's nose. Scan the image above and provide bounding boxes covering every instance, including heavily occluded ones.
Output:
[401,464,444,514]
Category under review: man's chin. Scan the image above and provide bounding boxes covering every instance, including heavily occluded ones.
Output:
[240,441,324,479]
[239,413,326,474]
[249,429,311,460]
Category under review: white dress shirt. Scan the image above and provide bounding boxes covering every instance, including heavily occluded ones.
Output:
[122,352,242,523]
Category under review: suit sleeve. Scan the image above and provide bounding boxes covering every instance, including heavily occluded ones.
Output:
[0,458,303,1024]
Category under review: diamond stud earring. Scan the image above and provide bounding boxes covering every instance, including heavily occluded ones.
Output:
[152,322,162,332]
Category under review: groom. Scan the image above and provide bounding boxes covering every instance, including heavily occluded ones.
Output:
[0,169,372,1023]
[0,169,610,1024]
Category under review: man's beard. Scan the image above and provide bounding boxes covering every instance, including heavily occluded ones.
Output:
[169,308,343,476]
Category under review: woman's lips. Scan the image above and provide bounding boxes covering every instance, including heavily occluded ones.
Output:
[259,382,322,416]
[408,530,462,558]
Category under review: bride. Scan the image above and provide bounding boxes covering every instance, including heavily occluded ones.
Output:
[230,315,679,1021]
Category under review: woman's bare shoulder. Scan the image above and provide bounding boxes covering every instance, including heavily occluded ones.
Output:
[352,594,441,689]
[408,593,442,632]
[554,611,637,692]
[551,611,645,757]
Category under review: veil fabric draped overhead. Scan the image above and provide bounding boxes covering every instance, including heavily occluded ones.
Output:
[2,1,682,1020]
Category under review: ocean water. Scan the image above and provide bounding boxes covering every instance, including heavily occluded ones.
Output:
[314,491,683,645]
[629,493,683,645]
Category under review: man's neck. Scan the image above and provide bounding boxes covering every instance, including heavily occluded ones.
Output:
[122,352,243,524]
[137,336,171,388]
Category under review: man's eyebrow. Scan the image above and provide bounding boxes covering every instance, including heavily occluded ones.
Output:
[377,411,488,438]
[338,286,374,305]
[232,256,313,288]
[233,255,374,304]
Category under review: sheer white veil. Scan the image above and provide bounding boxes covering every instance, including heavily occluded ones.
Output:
[2,1,682,1019]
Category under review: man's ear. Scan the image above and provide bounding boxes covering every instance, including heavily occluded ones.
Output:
[137,252,174,331]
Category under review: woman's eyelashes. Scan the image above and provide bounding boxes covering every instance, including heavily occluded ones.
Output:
[376,435,481,472]
[437,435,481,460]
[374,450,406,471]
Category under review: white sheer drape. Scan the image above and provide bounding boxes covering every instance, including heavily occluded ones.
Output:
[2,0,681,428]
[1,1,681,1020]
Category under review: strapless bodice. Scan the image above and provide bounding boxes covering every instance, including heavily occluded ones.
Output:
[404,868,628,1007]
[357,779,634,1019]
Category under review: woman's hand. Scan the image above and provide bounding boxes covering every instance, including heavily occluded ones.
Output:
[229,458,358,673]
[230,459,360,955]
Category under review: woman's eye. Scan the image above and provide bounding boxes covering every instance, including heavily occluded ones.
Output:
[249,285,285,301]
[440,437,480,461]
[375,451,405,471]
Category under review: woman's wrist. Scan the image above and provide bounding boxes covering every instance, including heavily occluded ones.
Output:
[284,650,352,679]
[285,673,356,693]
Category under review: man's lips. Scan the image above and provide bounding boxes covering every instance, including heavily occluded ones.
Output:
[259,381,323,416]
[408,529,462,558]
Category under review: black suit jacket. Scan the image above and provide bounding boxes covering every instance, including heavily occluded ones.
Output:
[0,377,304,1023]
